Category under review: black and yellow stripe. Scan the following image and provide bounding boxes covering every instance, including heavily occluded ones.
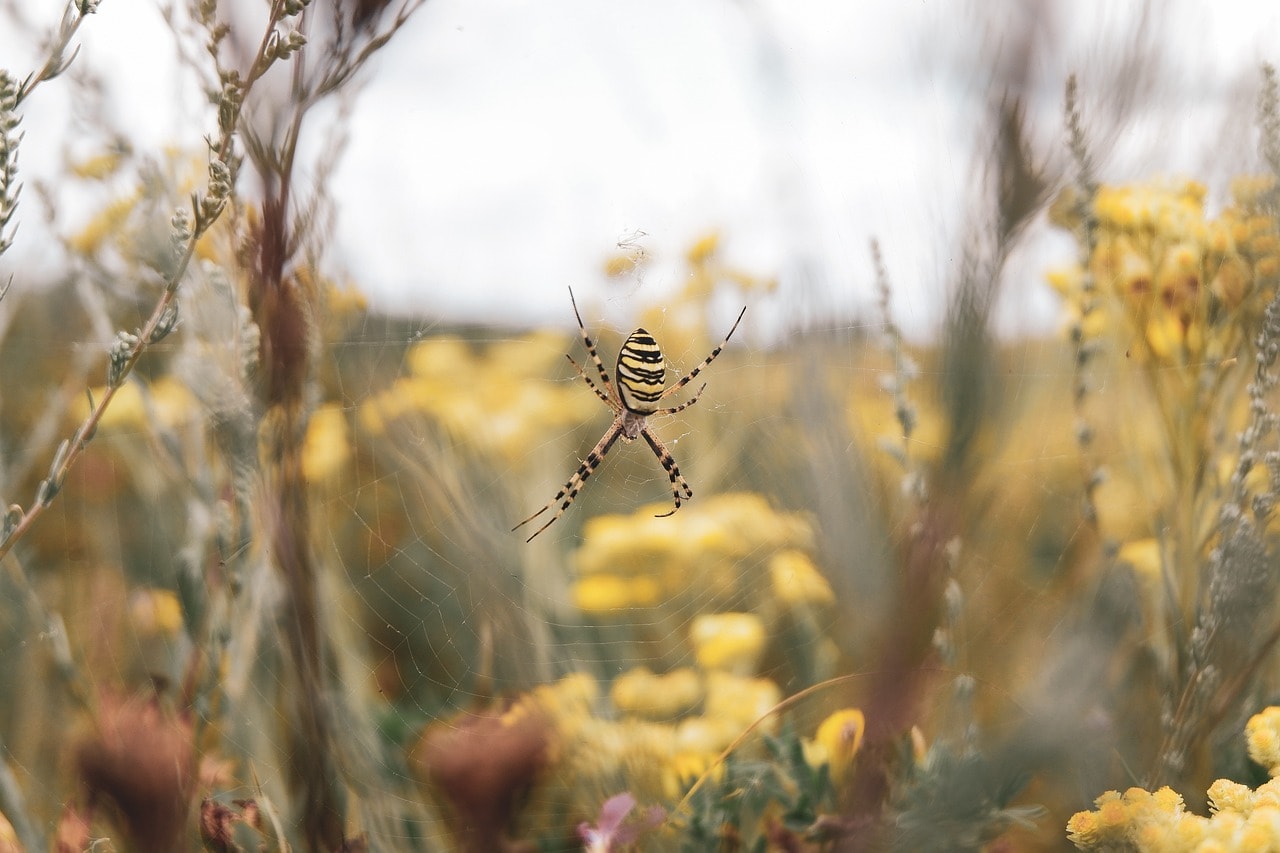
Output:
[616,328,666,414]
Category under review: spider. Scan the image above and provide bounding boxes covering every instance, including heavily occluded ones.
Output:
[514,288,747,542]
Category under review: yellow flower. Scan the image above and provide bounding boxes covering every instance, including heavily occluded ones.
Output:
[1257,254,1280,282]
[703,671,781,730]
[611,667,702,719]
[1094,186,1139,230]
[690,613,766,674]
[69,192,140,256]
[1246,215,1275,241]
[603,250,646,278]
[1067,720,1280,849]
[572,574,639,613]
[1206,220,1237,255]
[1096,797,1128,834]
[1155,242,1202,309]
[302,403,351,484]
[1118,539,1162,578]
[1255,778,1280,810]
[1046,265,1082,297]
[811,708,865,783]
[70,148,127,180]
[84,376,197,432]
[1251,233,1280,259]
[1210,256,1252,310]
[1145,310,1201,361]
[1152,786,1185,813]
[1248,707,1280,775]
[489,331,575,382]
[323,278,368,319]
[1103,237,1154,305]
[1066,809,1102,846]
[405,336,474,380]
[128,588,184,638]
[1244,804,1280,847]
[1208,778,1254,816]
[1172,812,1210,848]
[1230,174,1277,208]
[769,550,834,607]
[674,715,742,755]
[685,231,720,266]
[662,751,721,799]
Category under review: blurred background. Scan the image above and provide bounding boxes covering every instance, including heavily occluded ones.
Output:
[2,1,1279,335]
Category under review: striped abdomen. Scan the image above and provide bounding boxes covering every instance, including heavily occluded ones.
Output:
[616,328,666,414]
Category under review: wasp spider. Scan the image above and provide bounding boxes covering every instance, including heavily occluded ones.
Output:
[514,288,747,542]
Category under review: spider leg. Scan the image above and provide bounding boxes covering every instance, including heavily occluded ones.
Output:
[641,427,693,518]
[657,304,746,402]
[568,286,619,398]
[514,423,624,542]
[654,383,707,417]
[567,353,621,411]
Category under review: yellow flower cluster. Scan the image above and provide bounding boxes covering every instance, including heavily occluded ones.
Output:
[1049,177,1280,365]
[1068,707,1280,851]
[690,613,768,674]
[571,492,821,614]
[356,331,599,464]
[1248,707,1280,776]
[301,402,352,485]
[522,669,863,824]
[79,376,198,433]
[526,670,775,806]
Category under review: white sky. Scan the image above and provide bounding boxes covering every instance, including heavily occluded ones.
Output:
[2,1,1280,338]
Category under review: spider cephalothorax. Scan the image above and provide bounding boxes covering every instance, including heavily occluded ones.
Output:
[513,288,746,542]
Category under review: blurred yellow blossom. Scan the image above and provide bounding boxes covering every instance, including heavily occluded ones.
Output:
[82,376,198,433]
[70,147,127,180]
[703,671,781,731]
[68,192,140,256]
[358,330,597,464]
[611,667,702,719]
[685,231,721,266]
[301,403,351,484]
[663,751,721,800]
[572,573,663,613]
[674,714,746,756]
[128,588,184,639]
[690,613,766,674]
[1118,538,1162,580]
[603,238,650,278]
[808,708,865,784]
[768,549,834,607]
[324,278,367,316]
[574,493,816,603]
[496,664,788,831]
[1230,174,1276,208]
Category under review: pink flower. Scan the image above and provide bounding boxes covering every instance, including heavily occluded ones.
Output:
[578,792,665,852]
